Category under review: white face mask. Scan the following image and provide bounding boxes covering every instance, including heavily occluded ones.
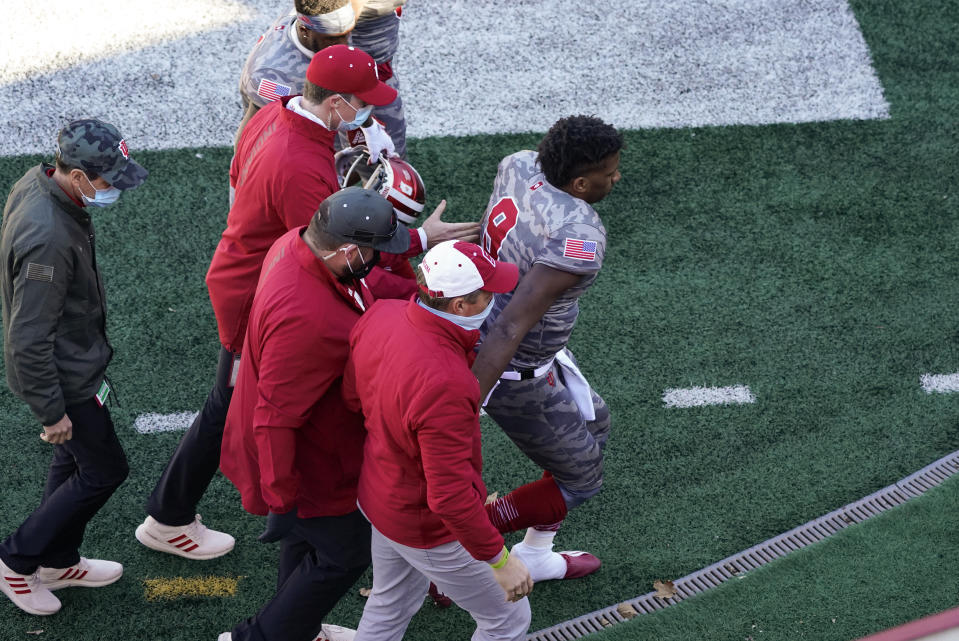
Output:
[419,295,495,331]
[80,174,120,207]
[334,96,374,131]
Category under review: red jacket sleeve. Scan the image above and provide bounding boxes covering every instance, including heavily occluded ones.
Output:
[401,227,424,259]
[414,383,504,561]
[365,264,417,300]
[252,312,347,513]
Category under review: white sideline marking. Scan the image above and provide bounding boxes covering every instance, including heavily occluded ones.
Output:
[0,0,888,154]
[663,385,756,408]
[134,412,198,434]
[921,373,959,394]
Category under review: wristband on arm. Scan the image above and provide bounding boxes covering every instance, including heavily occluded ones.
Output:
[489,546,509,569]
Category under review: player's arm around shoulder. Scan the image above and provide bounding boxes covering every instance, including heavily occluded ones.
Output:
[472,264,581,400]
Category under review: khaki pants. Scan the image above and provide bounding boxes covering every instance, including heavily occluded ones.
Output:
[356,523,531,641]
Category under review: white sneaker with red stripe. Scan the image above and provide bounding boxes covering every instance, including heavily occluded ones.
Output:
[0,558,61,616]
[135,514,235,560]
[36,558,123,590]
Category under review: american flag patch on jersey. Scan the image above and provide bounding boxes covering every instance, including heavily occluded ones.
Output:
[257,78,292,102]
[563,238,597,261]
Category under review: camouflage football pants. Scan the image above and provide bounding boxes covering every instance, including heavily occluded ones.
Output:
[484,353,611,509]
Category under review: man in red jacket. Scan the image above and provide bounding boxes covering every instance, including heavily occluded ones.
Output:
[343,240,535,641]
[218,187,406,641]
[137,43,476,560]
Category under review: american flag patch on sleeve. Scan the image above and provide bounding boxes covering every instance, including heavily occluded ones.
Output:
[25,262,54,282]
[563,238,597,261]
[257,78,292,102]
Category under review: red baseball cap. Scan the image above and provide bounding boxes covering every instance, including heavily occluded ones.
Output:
[419,241,519,298]
[306,44,397,106]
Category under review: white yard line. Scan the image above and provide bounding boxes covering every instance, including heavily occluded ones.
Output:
[133,412,198,434]
[920,373,959,394]
[0,0,888,155]
[663,385,756,408]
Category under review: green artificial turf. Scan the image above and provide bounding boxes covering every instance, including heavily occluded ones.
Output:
[1,1,959,639]
[588,474,959,641]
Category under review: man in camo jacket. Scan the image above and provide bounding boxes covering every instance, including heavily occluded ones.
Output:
[0,119,147,617]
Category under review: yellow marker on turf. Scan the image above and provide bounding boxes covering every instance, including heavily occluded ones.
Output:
[143,575,243,601]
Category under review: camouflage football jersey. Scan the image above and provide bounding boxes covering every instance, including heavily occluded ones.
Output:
[350,10,406,157]
[239,8,408,156]
[238,12,309,109]
[480,150,607,370]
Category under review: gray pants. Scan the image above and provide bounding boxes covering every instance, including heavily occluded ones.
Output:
[356,524,531,641]
[484,353,611,508]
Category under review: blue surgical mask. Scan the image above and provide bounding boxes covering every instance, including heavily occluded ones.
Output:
[418,296,495,331]
[335,96,374,131]
[81,174,121,208]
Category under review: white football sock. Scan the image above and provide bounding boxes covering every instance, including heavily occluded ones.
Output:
[511,529,566,581]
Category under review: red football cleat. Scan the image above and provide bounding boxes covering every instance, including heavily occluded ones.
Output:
[560,551,602,579]
[428,582,452,608]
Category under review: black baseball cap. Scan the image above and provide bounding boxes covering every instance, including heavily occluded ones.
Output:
[319,187,410,254]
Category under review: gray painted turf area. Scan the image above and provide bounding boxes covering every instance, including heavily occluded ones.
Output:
[0,0,888,155]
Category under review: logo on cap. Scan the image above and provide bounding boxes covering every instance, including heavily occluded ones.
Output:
[118,139,129,159]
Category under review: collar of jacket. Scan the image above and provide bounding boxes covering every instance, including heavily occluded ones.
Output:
[37,163,91,227]
[278,95,337,146]
[404,296,481,360]
[291,227,374,313]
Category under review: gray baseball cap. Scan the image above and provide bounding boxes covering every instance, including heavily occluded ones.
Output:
[320,187,410,254]
[56,119,148,190]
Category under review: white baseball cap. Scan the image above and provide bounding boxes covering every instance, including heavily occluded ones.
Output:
[418,241,519,298]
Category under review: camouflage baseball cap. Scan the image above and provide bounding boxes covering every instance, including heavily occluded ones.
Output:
[319,187,410,254]
[56,119,148,190]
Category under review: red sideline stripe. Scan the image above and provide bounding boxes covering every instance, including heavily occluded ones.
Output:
[168,534,186,544]
[175,538,195,549]
[9,582,28,588]
[58,569,73,580]
[75,570,87,580]
[14,589,31,594]
[183,544,199,552]
[856,605,959,641]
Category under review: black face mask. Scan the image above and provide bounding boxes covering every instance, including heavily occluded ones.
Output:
[338,249,380,284]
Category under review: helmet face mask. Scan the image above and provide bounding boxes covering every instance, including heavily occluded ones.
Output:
[336,146,426,225]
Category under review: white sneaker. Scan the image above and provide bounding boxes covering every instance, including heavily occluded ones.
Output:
[217,623,352,641]
[37,558,123,590]
[316,624,356,641]
[135,514,235,560]
[0,558,61,616]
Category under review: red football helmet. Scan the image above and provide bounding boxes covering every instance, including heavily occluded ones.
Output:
[335,146,426,225]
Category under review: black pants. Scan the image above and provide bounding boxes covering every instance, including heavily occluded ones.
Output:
[146,346,236,526]
[232,510,371,641]
[0,398,128,574]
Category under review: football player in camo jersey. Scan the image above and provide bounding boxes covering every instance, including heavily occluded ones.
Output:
[474,115,624,584]
[236,0,408,158]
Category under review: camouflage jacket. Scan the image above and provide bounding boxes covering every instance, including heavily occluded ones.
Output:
[1,164,112,425]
